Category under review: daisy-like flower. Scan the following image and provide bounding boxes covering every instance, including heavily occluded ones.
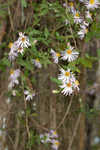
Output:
[77,27,88,39]
[73,80,80,91]
[24,90,35,101]
[9,69,20,80]
[17,46,24,54]
[50,130,58,138]
[60,81,73,96]
[78,23,88,39]
[50,49,60,64]
[51,139,60,150]
[61,45,79,62]
[68,2,75,13]
[73,10,83,24]
[8,50,18,62]
[17,32,31,48]
[8,41,18,61]
[8,41,19,51]
[32,58,42,68]
[58,68,71,82]
[81,21,89,27]
[86,11,92,20]
[40,133,51,143]
[85,0,100,9]
[8,69,20,89]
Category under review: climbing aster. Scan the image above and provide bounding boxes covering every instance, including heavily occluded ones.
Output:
[50,49,60,64]
[61,45,79,62]
[85,0,100,9]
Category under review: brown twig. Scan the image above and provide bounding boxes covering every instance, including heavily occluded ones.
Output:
[67,113,81,150]
[56,95,73,130]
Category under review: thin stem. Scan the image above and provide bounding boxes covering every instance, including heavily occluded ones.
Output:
[56,95,73,130]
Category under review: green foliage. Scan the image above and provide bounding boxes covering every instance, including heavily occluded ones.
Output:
[21,0,27,8]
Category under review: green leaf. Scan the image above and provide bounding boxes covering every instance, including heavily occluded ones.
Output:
[79,58,92,68]
[50,77,61,85]
[97,49,100,58]
[44,27,49,39]
[17,59,33,71]
[21,0,27,8]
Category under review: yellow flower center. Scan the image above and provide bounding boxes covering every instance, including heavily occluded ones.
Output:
[66,49,72,55]
[89,0,95,4]
[69,2,74,7]
[21,37,26,42]
[85,28,88,33]
[75,12,79,17]
[55,142,60,146]
[36,58,39,62]
[65,72,70,77]
[53,131,57,135]
[56,53,60,57]
[67,82,71,87]
[75,80,79,86]
[8,42,13,48]
[18,47,22,51]
[10,69,14,75]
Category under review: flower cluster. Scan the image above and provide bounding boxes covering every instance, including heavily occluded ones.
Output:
[40,130,60,150]
[64,0,100,40]
[8,69,20,90]
[8,33,36,101]
[24,90,35,101]
[50,42,79,96]
[50,43,79,64]
[8,32,31,61]
[58,68,79,96]
[32,58,42,68]
[50,0,100,96]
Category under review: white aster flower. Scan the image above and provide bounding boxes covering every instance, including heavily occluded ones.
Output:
[8,69,20,89]
[50,130,58,138]
[9,69,20,80]
[51,139,60,150]
[73,80,80,91]
[60,81,73,96]
[78,23,88,39]
[58,68,72,82]
[32,58,42,68]
[86,11,92,20]
[8,80,19,90]
[17,46,24,54]
[73,11,83,24]
[77,28,88,39]
[8,41,18,51]
[24,90,35,101]
[68,2,75,13]
[61,46,79,62]
[17,32,31,48]
[8,42,18,61]
[40,133,51,143]
[85,0,100,9]
[50,49,60,64]
[8,50,18,61]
